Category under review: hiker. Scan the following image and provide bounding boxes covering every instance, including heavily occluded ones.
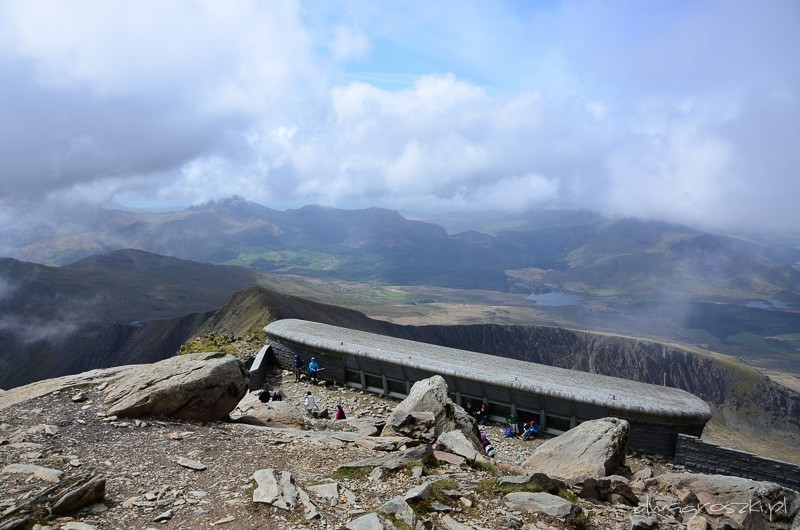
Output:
[308,357,320,383]
[475,402,489,424]
[479,429,496,458]
[506,414,520,435]
[258,389,271,403]
[334,404,346,420]
[464,401,474,418]
[303,391,319,416]
[521,420,540,440]
[271,389,283,401]
[293,354,305,382]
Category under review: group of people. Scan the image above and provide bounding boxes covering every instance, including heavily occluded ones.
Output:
[503,415,540,440]
[293,354,322,383]
[258,388,283,403]
[464,401,489,424]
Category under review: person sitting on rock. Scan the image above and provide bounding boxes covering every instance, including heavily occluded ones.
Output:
[271,389,283,401]
[334,404,346,420]
[507,414,520,435]
[464,401,474,417]
[521,420,540,440]
[479,429,496,458]
[259,389,271,403]
[475,403,489,424]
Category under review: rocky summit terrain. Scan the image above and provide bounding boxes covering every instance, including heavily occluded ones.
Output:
[1,355,799,530]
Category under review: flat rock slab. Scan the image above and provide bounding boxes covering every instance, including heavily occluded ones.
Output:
[2,463,64,483]
[104,352,248,421]
[504,491,578,522]
[345,512,397,530]
[339,444,433,472]
[176,457,206,471]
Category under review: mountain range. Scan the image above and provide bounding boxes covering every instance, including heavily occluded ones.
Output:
[2,197,799,373]
[0,242,798,461]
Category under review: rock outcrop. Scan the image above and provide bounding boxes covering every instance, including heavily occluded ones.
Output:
[103,352,248,421]
[655,472,800,529]
[522,417,629,483]
[381,375,480,449]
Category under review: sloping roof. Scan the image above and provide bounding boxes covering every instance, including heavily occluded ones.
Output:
[264,319,711,422]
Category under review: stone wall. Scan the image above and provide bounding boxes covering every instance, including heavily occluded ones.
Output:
[628,422,703,458]
[675,434,800,492]
[269,339,346,385]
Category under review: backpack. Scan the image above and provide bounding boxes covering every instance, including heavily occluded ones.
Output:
[503,427,513,438]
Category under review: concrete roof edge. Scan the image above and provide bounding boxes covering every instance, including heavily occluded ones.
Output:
[264,319,712,422]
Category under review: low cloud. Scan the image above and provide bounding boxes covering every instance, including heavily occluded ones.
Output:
[0,276,15,302]
[0,315,82,345]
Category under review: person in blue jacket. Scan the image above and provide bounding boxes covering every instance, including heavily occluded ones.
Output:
[308,357,320,383]
[521,420,540,440]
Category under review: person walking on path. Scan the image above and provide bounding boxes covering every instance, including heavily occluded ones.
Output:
[303,391,319,416]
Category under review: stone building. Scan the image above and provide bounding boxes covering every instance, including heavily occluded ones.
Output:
[264,319,711,456]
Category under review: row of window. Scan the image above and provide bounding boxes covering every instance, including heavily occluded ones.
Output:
[344,358,609,434]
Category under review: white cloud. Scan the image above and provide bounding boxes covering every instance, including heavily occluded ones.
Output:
[0,0,798,235]
[330,26,370,62]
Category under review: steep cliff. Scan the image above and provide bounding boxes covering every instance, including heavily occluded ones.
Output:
[366,323,798,433]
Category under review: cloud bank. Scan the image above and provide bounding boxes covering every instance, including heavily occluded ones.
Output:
[0,0,798,235]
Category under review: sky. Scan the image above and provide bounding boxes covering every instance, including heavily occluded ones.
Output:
[1,0,798,235]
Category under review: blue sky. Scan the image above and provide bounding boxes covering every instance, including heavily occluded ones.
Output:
[1,0,798,234]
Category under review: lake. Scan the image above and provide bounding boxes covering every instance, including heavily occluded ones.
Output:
[527,291,583,307]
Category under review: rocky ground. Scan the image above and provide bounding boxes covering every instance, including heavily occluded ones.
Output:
[1,366,793,530]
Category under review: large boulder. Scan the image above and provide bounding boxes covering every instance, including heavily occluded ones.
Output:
[656,472,800,529]
[522,417,629,484]
[104,352,248,421]
[381,376,480,449]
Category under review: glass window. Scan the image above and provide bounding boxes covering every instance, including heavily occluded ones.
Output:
[345,370,361,386]
[488,402,511,421]
[364,373,383,391]
[545,415,572,433]
[387,379,407,396]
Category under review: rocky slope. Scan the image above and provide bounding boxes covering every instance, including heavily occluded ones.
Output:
[3,361,798,530]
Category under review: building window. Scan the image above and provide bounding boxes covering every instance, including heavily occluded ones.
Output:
[345,370,362,387]
[387,379,407,397]
[545,414,572,433]
[488,402,511,422]
[364,373,383,392]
